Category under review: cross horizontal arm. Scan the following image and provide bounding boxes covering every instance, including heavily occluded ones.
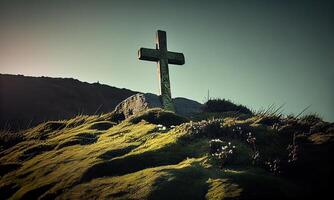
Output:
[167,51,185,65]
[138,48,160,62]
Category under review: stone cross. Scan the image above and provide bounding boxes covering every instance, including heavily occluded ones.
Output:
[138,30,185,111]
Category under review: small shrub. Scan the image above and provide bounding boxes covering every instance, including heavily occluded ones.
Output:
[203,98,252,115]
[185,119,255,140]
[278,120,310,135]
[109,112,126,123]
[257,115,281,126]
[184,119,224,138]
[246,132,260,165]
[130,108,188,126]
[287,133,298,163]
[299,114,322,125]
[200,120,224,138]
[209,139,237,168]
[264,159,281,175]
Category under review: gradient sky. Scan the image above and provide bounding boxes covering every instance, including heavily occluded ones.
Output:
[0,0,333,121]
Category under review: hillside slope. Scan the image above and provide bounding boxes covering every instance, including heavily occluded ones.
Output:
[0,109,333,199]
[0,74,204,130]
[0,74,137,130]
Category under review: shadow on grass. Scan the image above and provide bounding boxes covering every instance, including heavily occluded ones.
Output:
[56,132,99,150]
[19,143,56,161]
[0,183,20,200]
[98,145,138,160]
[148,163,209,200]
[89,121,115,130]
[0,163,22,176]
[21,183,55,200]
[80,139,203,183]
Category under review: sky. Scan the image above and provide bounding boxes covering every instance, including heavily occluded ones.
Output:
[0,0,333,121]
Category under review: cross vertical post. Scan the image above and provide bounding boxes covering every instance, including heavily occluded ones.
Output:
[156,30,174,111]
[138,30,185,112]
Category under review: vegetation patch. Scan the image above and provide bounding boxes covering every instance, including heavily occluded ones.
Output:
[41,121,66,131]
[0,109,333,199]
[98,145,138,160]
[89,121,115,130]
[66,118,86,128]
[20,183,56,200]
[203,99,252,115]
[19,143,56,161]
[25,121,67,140]
[148,160,209,200]
[56,132,99,149]
[80,137,206,183]
[130,108,189,126]
[0,163,22,176]
[0,183,20,200]
[205,178,241,200]
[0,130,24,150]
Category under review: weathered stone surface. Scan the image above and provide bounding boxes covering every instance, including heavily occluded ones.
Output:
[113,93,202,118]
[138,30,185,112]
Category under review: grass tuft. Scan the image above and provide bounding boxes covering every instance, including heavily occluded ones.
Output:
[129,108,189,126]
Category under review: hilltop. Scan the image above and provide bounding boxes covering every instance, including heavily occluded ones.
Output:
[0,108,333,199]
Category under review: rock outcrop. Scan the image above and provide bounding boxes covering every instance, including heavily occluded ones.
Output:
[113,93,202,118]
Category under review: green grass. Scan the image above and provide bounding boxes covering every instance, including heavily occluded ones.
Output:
[129,108,189,126]
[0,109,332,199]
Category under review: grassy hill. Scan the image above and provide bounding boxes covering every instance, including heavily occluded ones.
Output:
[0,74,137,130]
[0,109,333,199]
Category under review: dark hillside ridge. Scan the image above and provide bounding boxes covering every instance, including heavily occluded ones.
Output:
[1,74,251,131]
[0,74,137,129]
